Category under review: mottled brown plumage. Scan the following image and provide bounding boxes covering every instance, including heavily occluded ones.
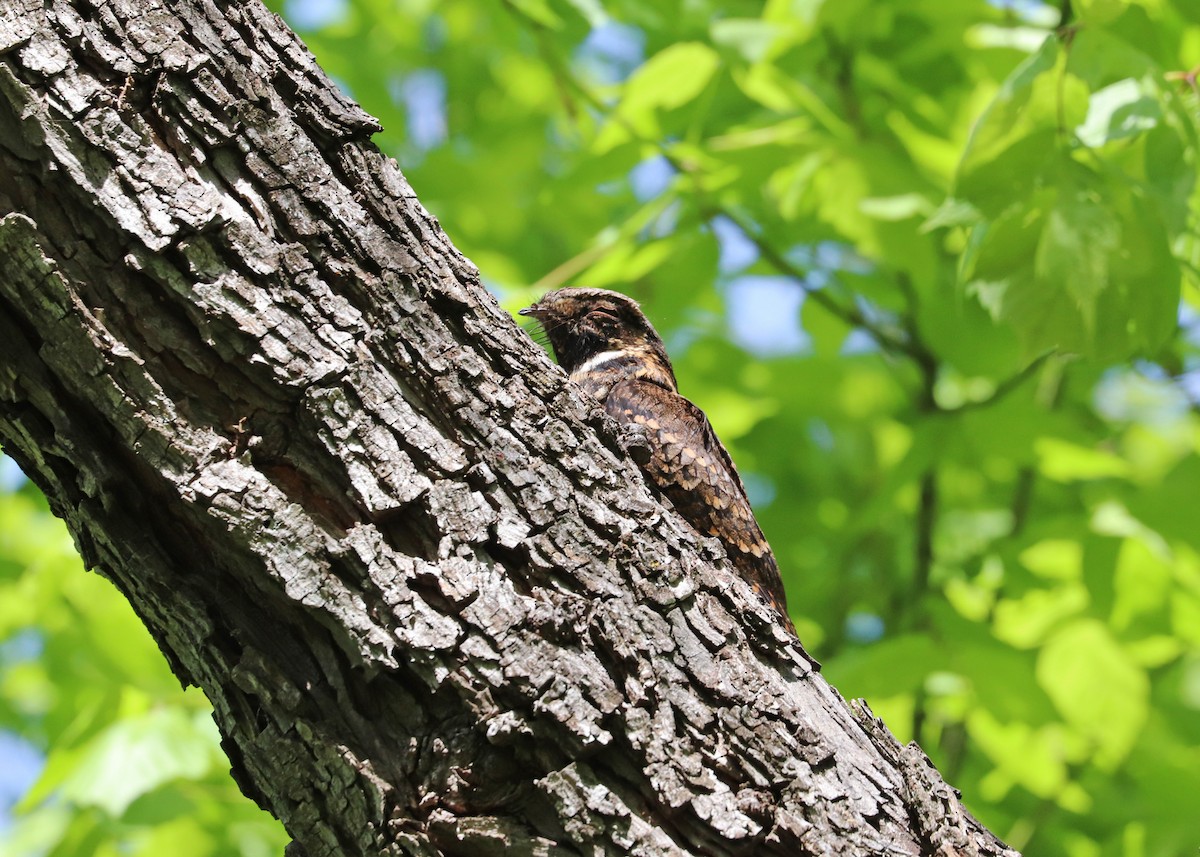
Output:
[520,287,794,634]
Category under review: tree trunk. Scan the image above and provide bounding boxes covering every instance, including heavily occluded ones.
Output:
[0,2,1018,855]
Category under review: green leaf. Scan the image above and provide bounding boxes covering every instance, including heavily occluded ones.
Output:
[58,709,222,817]
[1035,437,1132,481]
[963,161,1178,360]
[696,388,779,442]
[621,42,720,114]
[993,583,1089,648]
[1172,590,1200,647]
[1124,635,1183,667]
[506,0,562,29]
[1076,77,1162,147]
[951,632,1058,723]
[710,20,791,63]
[1074,0,1126,24]
[1111,536,1172,632]
[1018,540,1082,580]
[1036,619,1149,768]
[800,295,851,357]
[956,36,1069,216]
[1125,456,1200,551]
[145,820,217,857]
[562,0,607,27]
[954,24,1186,363]
[967,708,1074,800]
[1033,186,1120,335]
[921,197,979,232]
[580,238,676,287]
[594,42,720,152]
[826,635,944,698]
[859,193,934,222]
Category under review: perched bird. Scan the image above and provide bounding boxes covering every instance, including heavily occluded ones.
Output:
[520,287,795,634]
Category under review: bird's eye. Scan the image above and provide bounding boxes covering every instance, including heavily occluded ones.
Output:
[590,307,620,322]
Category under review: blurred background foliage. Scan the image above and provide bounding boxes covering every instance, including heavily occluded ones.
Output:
[3,0,1200,854]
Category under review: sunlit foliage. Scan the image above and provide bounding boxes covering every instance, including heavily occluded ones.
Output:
[3,0,1199,854]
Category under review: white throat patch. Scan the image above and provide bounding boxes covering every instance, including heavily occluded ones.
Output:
[569,349,627,379]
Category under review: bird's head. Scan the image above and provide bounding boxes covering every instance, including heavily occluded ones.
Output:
[519,287,670,377]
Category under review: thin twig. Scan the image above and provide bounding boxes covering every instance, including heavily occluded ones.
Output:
[945,350,1056,415]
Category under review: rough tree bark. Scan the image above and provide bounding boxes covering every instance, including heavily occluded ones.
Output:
[0,2,1019,855]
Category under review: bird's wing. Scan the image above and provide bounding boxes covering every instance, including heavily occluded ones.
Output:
[604,378,792,627]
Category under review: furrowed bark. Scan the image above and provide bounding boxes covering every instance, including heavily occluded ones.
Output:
[0,1,1018,855]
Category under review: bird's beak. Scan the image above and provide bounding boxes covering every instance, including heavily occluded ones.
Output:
[518,306,534,316]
